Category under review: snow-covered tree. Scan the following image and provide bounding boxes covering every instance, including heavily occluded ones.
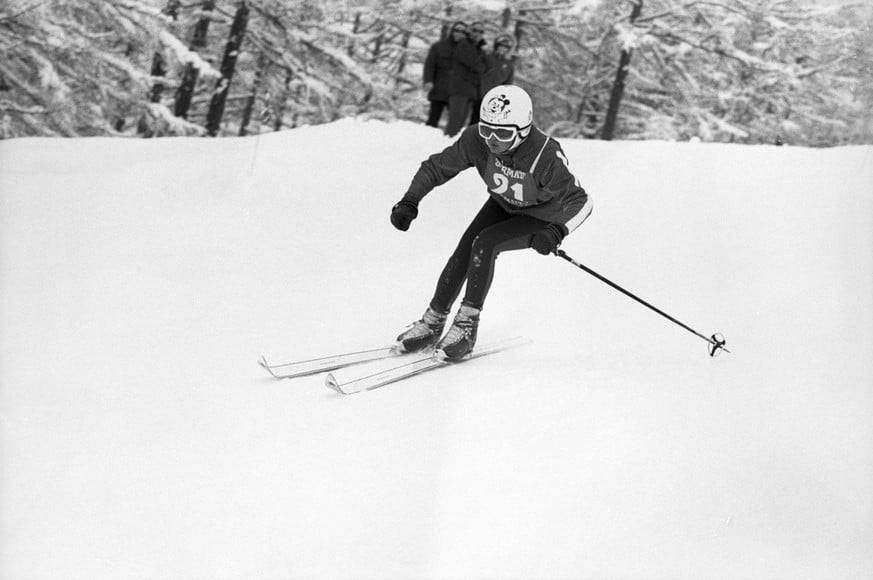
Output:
[0,0,206,137]
[0,0,869,144]
[511,0,872,144]
[616,0,871,144]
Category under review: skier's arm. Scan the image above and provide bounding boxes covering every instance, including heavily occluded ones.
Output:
[390,127,484,231]
[538,147,591,235]
[404,127,482,204]
[529,153,590,254]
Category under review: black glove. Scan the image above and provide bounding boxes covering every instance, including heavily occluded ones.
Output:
[390,199,419,231]
[530,223,568,255]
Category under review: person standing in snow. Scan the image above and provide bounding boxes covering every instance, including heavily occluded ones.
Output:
[473,34,516,122]
[390,85,592,359]
[444,22,486,136]
[423,21,467,128]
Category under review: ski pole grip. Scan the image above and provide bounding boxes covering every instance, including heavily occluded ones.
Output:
[556,249,577,266]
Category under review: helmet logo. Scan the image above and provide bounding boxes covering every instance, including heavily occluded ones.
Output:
[484,94,511,123]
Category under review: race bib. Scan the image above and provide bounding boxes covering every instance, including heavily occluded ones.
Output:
[485,155,539,207]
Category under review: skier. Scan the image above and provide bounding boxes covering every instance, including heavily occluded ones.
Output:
[390,84,592,359]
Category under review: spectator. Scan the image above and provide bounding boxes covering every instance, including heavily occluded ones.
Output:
[479,34,515,103]
[422,21,467,128]
[444,21,486,137]
[467,23,496,125]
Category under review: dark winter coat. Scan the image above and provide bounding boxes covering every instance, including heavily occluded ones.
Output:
[448,38,486,99]
[423,37,455,103]
[481,53,515,97]
[404,124,591,231]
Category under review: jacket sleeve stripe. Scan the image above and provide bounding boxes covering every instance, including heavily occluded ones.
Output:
[529,135,552,174]
[565,196,593,233]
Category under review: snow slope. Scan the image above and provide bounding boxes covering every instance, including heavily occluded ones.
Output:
[1,120,872,579]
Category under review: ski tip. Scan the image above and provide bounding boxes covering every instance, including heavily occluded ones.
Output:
[325,373,345,395]
[258,356,284,379]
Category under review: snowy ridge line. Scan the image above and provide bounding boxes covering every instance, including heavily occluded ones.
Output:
[325,336,533,395]
[258,345,404,379]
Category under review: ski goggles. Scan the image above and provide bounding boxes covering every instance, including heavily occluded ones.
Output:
[478,122,526,143]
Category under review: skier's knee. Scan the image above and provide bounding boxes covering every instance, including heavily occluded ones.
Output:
[469,234,495,267]
[470,232,496,256]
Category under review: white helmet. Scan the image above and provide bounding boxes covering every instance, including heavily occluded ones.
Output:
[479,85,533,152]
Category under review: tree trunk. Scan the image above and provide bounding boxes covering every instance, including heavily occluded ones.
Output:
[173,0,215,119]
[239,51,266,136]
[395,30,411,83]
[273,71,293,132]
[138,1,177,136]
[148,0,177,103]
[148,51,167,103]
[371,27,384,64]
[138,50,168,136]
[164,0,180,19]
[206,0,249,136]
[441,5,453,39]
[512,10,526,66]
[347,12,361,56]
[397,31,411,74]
[601,0,642,141]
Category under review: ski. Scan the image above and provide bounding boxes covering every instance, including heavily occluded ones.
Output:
[325,336,532,395]
[258,345,406,380]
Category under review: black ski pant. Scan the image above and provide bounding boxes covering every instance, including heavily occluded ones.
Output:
[469,97,482,125]
[429,197,547,313]
[426,100,447,128]
[445,95,473,137]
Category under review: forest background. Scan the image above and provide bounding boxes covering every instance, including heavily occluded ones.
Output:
[1,0,871,146]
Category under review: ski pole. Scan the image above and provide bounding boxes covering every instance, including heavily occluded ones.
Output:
[555,250,729,356]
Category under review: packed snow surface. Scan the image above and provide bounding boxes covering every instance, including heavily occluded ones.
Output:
[1,120,872,579]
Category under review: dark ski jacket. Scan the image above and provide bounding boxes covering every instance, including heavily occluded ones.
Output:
[447,38,486,99]
[480,53,515,98]
[404,124,591,231]
[423,37,455,102]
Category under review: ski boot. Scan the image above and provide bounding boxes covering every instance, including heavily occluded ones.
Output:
[435,305,480,360]
[396,306,448,353]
